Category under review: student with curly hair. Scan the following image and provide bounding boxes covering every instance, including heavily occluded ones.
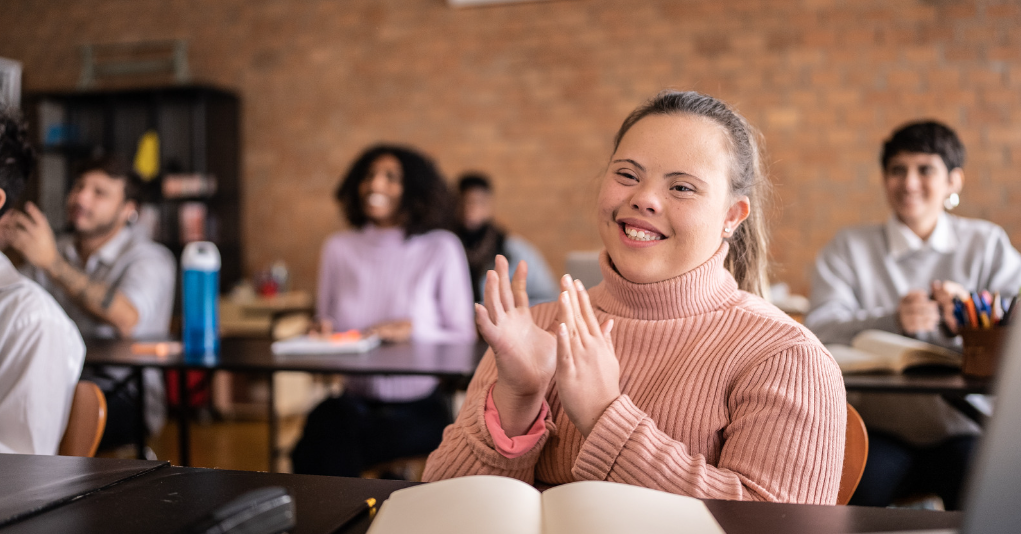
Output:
[291,144,476,477]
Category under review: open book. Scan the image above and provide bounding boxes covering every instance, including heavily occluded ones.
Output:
[826,329,962,374]
[366,476,726,534]
[270,332,380,356]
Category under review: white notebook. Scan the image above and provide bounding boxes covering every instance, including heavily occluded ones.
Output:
[270,334,380,356]
[366,476,726,534]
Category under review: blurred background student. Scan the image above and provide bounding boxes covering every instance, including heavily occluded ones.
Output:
[805,121,1021,509]
[7,155,175,452]
[290,144,476,478]
[457,172,558,304]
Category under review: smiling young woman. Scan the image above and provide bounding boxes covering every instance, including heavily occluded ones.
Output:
[423,91,846,505]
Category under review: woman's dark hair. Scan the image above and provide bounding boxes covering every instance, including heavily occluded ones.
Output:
[613,90,772,297]
[458,172,493,194]
[335,144,455,236]
[0,108,34,217]
[881,120,965,172]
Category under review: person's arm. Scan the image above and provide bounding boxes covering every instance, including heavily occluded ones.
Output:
[804,236,898,345]
[7,205,139,336]
[315,239,340,330]
[572,344,847,504]
[0,309,86,454]
[422,348,554,484]
[430,234,479,343]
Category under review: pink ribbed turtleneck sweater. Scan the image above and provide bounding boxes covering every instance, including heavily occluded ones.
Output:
[423,244,846,504]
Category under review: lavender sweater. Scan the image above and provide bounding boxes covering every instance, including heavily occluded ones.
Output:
[317,225,477,401]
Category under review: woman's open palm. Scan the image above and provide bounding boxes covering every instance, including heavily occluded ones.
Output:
[476,255,556,400]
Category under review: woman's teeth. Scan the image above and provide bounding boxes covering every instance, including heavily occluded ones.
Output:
[367,193,389,208]
[624,225,662,241]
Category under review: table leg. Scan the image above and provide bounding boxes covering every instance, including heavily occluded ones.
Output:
[268,372,278,473]
[135,368,146,459]
[943,394,989,426]
[177,369,191,466]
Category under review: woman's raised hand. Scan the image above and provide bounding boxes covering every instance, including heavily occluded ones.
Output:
[555,275,620,437]
[477,255,556,437]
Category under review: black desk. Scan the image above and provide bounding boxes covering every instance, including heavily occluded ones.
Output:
[843,371,992,424]
[84,339,487,469]
[0,454,167,528]
[0,456,962,534]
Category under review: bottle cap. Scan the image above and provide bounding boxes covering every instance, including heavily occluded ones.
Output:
[182,241,221,272]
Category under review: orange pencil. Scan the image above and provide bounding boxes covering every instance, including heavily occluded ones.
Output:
[964,297,979,329]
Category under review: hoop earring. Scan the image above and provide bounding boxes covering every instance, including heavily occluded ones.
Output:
[944,193,960,211]
[127,210,139,224]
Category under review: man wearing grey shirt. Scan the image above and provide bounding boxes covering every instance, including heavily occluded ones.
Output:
[806,121,1021,510]
[8,156,175,449]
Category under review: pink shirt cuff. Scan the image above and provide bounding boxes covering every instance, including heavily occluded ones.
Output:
[484,385,549,459]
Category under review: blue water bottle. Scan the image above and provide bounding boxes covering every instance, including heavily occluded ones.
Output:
[182,241,220,364]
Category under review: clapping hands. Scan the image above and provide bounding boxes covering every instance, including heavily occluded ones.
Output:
[476,256,621,439]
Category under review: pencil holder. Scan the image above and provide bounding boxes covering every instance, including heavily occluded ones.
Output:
[960,327,1008,378]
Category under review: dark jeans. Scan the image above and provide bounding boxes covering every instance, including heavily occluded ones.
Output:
[849,431,977,510]
[290,389,451,478]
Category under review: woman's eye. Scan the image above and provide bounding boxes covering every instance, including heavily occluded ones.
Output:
[671,184,693,193]
[616,171,637,182]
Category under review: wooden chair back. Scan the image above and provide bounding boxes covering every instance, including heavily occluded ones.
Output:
[838,403,869,505]
[58,380,107,457]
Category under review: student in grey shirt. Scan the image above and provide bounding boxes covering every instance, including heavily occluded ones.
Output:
[806,121,1021,510]
[8,156,175,448]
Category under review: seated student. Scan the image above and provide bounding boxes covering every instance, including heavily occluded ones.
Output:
[423,91,846,504]
[8,156,176,450]
[291,144,476,478]
[805,121,1021,509]
[456,172,558,304]
[0,108,85,454]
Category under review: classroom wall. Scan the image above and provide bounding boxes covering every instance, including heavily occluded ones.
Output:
[2,0,1019,296]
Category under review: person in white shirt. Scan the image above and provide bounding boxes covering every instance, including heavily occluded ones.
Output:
[806,121,1021,509]
[7,156,175,449]
[0,108,85,454]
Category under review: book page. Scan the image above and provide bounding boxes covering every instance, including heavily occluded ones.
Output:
[851,329,961,371]
[541,481,725,534]
[270,334,381,355]
[826,344,892,374]
[366,476,542,534]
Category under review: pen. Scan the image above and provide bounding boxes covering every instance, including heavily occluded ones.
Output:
[992,293,1002,324]
[328,497,377,533]
[964,296,979,329]
[952,297,966,328]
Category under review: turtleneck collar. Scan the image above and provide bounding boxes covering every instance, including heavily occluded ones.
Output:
[589,242,740,321]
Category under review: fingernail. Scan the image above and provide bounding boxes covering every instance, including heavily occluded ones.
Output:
[559,323,567,335]
[574,279,584,291]
[562,274,573,284]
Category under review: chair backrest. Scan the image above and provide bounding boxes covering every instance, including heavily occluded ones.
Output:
[838,402,869,505]
[58,380,107,457]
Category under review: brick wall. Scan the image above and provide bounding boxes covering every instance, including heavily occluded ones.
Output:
[2,0,1019,296]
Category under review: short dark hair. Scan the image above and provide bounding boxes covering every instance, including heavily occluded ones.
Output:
[334,144,455,236]
[881,120,965,172]
[0,108,34,217]
[457,172,492,194]
[73,156,144,205]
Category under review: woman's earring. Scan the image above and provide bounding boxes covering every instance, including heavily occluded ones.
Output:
[724,227,732,235]
[944,193,960,211]
[128,210,139,224]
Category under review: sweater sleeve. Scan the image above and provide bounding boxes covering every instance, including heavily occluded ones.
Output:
[422,347,555,483]
[804,232,899,345]
[430,233,478,343]
[571,343,847,505]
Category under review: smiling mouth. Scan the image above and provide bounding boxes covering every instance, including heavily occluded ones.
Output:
[366,193,390,208]
[619,222,665,242]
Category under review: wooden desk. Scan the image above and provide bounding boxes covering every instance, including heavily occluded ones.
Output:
[843,371,992,425]
[0,454,167,528]
[84,339,487,469]
[0,456,962,534]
